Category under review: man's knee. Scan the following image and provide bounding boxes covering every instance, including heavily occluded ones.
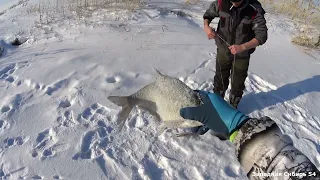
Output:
[216,50,231,64]
[230,69,248,95]
[230,61,250,94]
[234,58,250,70]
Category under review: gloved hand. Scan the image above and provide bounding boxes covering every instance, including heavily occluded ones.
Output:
[180,90,249,139]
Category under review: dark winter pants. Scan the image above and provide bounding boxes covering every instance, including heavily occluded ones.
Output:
[213,49,250,98]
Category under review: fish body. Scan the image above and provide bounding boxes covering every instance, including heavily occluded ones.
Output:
[108,69,203,133]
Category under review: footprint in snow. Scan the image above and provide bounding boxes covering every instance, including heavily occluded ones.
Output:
[57,98,76,127]
[0,120,10,132]
[31,175,43,179]
[1,106,11,114]
[74,103,116,159]
[3,136,27,149]
[0,164,28,179]
[53,175,62,179]
[222,165,240,178]
[45,77,78,96]
[77,103,113,126]
[31,128,67,160]
[106,75,122,83]
[58,99,72,108]
[0,64,17,84]
[57,110,76,127]
[73,122,114,160]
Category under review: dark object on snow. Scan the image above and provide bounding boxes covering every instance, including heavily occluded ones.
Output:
[204,0,268,108]
[0,46,4,57]
[11,38,23,46]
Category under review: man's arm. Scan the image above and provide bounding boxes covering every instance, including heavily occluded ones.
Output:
[241,38,260,50]
[203,1,219,39]
[249,7,268,47]
[230,7,268,54]
[203,0,219,25]
[180,90,249,139]
[229,38,260,55]
[204,19,211,28]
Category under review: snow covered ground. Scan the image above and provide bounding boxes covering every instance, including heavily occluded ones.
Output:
[0,0,319,179]
[0,0,21,12]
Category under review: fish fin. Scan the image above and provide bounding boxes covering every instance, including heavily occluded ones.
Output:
[156,120,184,136]
[117,105,131,131]
[175,132,199,137]
[177,119,203,128]
[138,106,161,122]
[108,96,132,131]
[156,121,183,136]
[175,126,210,137]
[152,67,163,76]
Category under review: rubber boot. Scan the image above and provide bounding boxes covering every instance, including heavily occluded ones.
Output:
[229,94,242,109]
[214,90,226,99]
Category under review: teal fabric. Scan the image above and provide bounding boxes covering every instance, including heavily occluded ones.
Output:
[207,91,249,133]
[180,90,249,137]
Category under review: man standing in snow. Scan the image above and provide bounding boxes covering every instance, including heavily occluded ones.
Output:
[180,90,320,179]
[203,0,268,108]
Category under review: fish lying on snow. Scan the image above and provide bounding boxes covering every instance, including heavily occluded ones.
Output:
[107,69,203,134]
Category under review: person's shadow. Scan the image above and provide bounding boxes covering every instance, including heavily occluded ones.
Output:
[239,75,320,114]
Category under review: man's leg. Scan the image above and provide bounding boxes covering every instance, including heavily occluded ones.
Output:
[229,57,250,108]
[214,49,232,98]
[194,51,231,136]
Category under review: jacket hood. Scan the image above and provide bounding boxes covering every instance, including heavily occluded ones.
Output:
[234,0,264,14]
[247,0,265,14]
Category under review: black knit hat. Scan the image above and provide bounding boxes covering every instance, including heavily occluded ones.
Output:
[230,0,242,2]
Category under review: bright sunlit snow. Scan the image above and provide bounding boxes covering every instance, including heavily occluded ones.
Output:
[0,0,319,179]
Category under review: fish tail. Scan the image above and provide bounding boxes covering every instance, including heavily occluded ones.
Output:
[108,96,133,131]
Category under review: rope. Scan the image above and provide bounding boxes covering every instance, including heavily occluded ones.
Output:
[215,33,236,100]
[216,33,231,47]
[217,55,225,95]
[231,54,236,101]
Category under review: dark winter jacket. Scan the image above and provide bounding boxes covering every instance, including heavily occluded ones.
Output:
[203,0,268,58]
